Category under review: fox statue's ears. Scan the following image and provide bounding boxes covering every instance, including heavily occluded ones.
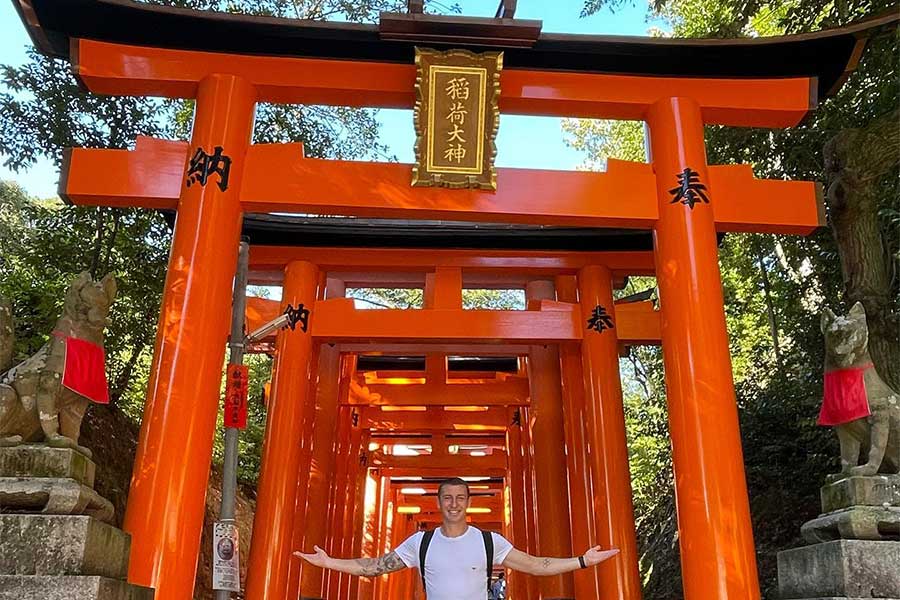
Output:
[820,307,836,334]
[848,301,866,321]
[99,273,117,303]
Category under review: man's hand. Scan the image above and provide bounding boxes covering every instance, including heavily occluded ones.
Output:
[582,545,620,567]
[294,545,331,569]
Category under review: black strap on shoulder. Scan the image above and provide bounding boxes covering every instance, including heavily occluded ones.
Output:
[482,529,494,592]
[419,529,436,591]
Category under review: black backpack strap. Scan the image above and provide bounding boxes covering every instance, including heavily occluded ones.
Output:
[482,529,494,592]
[419,529,436,591]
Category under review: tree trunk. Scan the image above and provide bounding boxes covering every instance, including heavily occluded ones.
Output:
[110,341,146,407]
[757,247,782,369]
[824,108,900,390]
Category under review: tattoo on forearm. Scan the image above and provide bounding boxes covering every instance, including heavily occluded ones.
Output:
[355,551,404,577]
[541,558,552,571]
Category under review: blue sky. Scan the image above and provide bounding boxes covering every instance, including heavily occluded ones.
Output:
[0,0,656,198]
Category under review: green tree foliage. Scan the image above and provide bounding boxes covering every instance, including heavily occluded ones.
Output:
[0,0,442,487]
[567,1,897,597]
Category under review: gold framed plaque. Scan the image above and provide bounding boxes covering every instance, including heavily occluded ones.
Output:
[412,47,502,190]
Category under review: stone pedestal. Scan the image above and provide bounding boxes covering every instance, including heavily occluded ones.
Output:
[0,446,153,599]
[0,445,114,523]
[778,475,900,600]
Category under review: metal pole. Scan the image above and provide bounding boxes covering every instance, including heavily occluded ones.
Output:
[216,238,250,600]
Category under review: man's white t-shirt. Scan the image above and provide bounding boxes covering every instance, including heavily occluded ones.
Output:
[394,526,514,600]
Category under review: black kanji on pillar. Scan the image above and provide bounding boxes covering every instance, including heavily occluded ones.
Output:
[668,167,709,209]
[284,303,311,333]
[586,305,614,333]
[185,145,232,192]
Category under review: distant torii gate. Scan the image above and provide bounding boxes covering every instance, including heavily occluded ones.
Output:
[243,250,658,600]
[14,1,896,599]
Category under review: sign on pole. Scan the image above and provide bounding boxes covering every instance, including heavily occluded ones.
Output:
[212,521,241,592]
[223,364,249,429]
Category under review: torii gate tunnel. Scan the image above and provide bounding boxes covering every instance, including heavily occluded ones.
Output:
[14,1,897,598]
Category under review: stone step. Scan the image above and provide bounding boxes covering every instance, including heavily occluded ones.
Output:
[801,505,900,543]
[821,474,900,513]
[0,477,114,523]
[0,515,130,579]
[778,539,900,599]
[0,445,95,487]
[0,576,153,600]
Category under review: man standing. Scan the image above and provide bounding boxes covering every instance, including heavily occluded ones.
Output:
[295,477,619,600]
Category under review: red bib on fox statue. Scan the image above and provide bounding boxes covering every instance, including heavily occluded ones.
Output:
[818,363,872,426]
[54,332,110,405]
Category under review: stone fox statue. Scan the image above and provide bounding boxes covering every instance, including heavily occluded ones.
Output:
[0,272,116,457]
[820,302,900,476]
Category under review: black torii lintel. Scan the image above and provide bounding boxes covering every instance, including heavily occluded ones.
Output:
[11,0,899,97]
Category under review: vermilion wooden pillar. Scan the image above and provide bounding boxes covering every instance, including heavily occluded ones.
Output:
[556,275,602,600]
[505,407,527,600]
[298,346,342,599]
[396,512,416,599]
[336,414,365,599]
[525,280,576,600]
[123,74,256,598]
[297,278,344,599]
[358,469,380,600]
[246,260,320,600]
[646,97,760,599]
[325,407,353,597]
[521,407,539,600]
[286,351,321,599]
[348,430,371,600]
[384,492,403,600]
[577,265,642,600]
[373,474,392,600]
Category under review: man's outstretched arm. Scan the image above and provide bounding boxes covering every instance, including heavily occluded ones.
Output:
[501,545,619,577]
[294,545,408,578]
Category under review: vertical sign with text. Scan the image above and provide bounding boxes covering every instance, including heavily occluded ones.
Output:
[212,521,240,591]
[412,48,502,190]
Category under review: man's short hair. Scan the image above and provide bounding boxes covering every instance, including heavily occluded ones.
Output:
[437,477,470,498]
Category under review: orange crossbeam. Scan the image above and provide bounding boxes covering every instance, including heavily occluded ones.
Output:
[361,407,509,431]
[370,451,507,470]
[250,247,656,277]
[312,298,581,343]
[60,137,185,209]
[245,296,660,347]
[615,300,662,345]
[396,500,503,514]
[372,436,506,448]
[340,343,534,355]
[74,39,815,127]
[709,165,824,235]
[378,467,508,479]
[348,379,531,406]
[240,146,657,228]
[62,139,823,236]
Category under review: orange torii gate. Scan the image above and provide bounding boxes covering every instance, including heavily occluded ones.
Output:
[245,255,662,598]
[14,1,896,598]
[245,249,657,600]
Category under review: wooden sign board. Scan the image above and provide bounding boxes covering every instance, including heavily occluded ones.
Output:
[412,48,502,190]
